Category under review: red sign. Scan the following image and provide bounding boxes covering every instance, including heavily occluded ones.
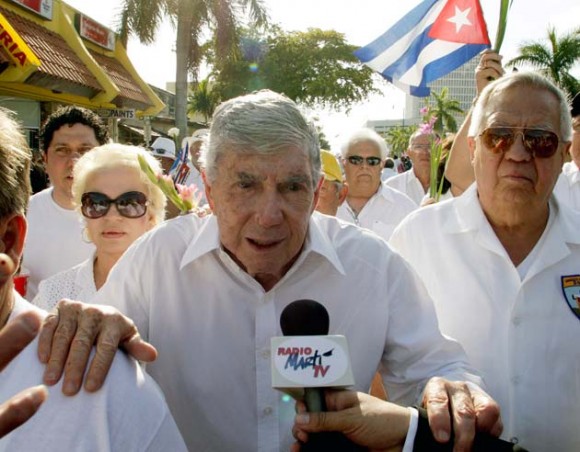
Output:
[9,0,53,20]
[76,14,115,51]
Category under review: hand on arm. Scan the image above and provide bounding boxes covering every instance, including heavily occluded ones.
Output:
[0,311,48,436]
[37,299,157,395]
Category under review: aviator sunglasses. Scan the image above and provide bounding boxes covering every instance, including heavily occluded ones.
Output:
[81,191,148,219]
[346,155,383,166]
[479,127,560,159]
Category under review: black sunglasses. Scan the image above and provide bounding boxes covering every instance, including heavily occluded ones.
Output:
[479,127,560,159]
[81,191,148,219]
[346,155,382,167]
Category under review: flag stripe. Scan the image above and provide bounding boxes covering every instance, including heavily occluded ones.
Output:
[354,0,440,62]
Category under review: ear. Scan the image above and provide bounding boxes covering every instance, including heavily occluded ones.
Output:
[0,215,27,270]
[201,170,215,211]
[338,182,349,205]
[310,176,324,213]
[468,137,477,166]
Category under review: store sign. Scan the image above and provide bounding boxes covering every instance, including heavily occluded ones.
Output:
[0,12,41,68]
[75,14,115,51]
[97,109,136,119]
[9,0,53,20]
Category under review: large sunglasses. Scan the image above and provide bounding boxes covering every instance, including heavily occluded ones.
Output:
[346,156,382,167]
[81,191,148,219]
[479,127,560,159]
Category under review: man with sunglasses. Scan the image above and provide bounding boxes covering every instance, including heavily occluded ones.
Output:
[23,106,109,300]
[390,72,579,450]
[36,91,502,451]
[337,128,417,241]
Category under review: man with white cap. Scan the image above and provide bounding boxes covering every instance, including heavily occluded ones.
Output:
[150,136,177,174]
[315,150,348,216]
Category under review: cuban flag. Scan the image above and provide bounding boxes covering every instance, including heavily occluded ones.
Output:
[355,0,490,96]
[169,142,191,185]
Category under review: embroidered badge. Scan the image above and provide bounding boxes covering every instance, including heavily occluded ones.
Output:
[561,275,580,320]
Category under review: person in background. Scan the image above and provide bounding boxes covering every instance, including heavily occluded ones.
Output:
[337,128,416,241]
[385,129,433,205]
[150,136,176,174]
[37,90,500,451]
[553,92,580,209]
[315,150,348,216]
[381,157,398,181]
[0,107,187,451]
[183,129,209,207]
[33,144,166,311]
[23,106,109,300]
[390,72,578,450]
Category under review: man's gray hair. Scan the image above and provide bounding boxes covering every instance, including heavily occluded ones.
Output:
[201,90,321,185]
[469,71,572,142]
[340,128,389,159]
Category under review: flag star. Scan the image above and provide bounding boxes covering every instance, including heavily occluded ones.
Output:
[447,6,472,33]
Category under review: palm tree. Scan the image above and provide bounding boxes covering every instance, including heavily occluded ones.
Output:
[428,88,463,134]
[188,78,220,124]
[506,27,580,98]
[118,0,268,143]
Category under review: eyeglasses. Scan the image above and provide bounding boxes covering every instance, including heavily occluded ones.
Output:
[479,127,560,159]
[346,156,382,167]
[81,191,148,219]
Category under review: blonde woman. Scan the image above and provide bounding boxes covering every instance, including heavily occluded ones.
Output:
[33,144,166,310]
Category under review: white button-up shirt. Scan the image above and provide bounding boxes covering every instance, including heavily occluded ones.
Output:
[385,169,426,205]
[390,184,580,451]
[337,182,417,241]
[554,161,580,211]
[93,212,481,452]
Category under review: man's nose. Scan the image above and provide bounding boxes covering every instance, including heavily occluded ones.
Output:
[256,192,284,227]
[505,132,532,162]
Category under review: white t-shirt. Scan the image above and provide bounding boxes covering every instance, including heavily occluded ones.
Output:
[23,188,94,300]
[0,295,187,452]
[390,185,580,450]
[33,255,96,311]
[337,183,418,241]
[384,169,426,205]
[90,211,482,451]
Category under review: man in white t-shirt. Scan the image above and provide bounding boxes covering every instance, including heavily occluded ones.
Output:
[0,108,187,450]
[385,130,433,205]
[553,92,580,209]
[390,72,579,450]
[337,128,417,241]
[23,106,109,300]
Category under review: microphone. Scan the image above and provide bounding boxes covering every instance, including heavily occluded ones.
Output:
[274,299,361,451]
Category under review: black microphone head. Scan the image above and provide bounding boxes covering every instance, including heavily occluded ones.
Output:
[280,299,329,336]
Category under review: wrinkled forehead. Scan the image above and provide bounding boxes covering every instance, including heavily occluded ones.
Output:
[481,85,560,128]
[346,139,381,156]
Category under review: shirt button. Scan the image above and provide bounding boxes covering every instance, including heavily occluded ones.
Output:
[263,407,273,416]
[511,376,521,385]
[509,437,519,444]
[512,316,521,326]
[261,350,270,359]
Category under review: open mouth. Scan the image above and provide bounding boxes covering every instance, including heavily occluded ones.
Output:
[247,238,283,250]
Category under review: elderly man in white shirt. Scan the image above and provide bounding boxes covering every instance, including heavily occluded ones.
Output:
[390,72,579,451]
[37,91,501,452]
[337,128,417,241]
[553,92,580,209]
[385,130,432,205]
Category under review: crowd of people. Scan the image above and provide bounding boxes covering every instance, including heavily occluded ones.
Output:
[0,48,579,452]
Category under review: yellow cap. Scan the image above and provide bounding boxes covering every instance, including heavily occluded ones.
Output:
[320,150,343,182]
